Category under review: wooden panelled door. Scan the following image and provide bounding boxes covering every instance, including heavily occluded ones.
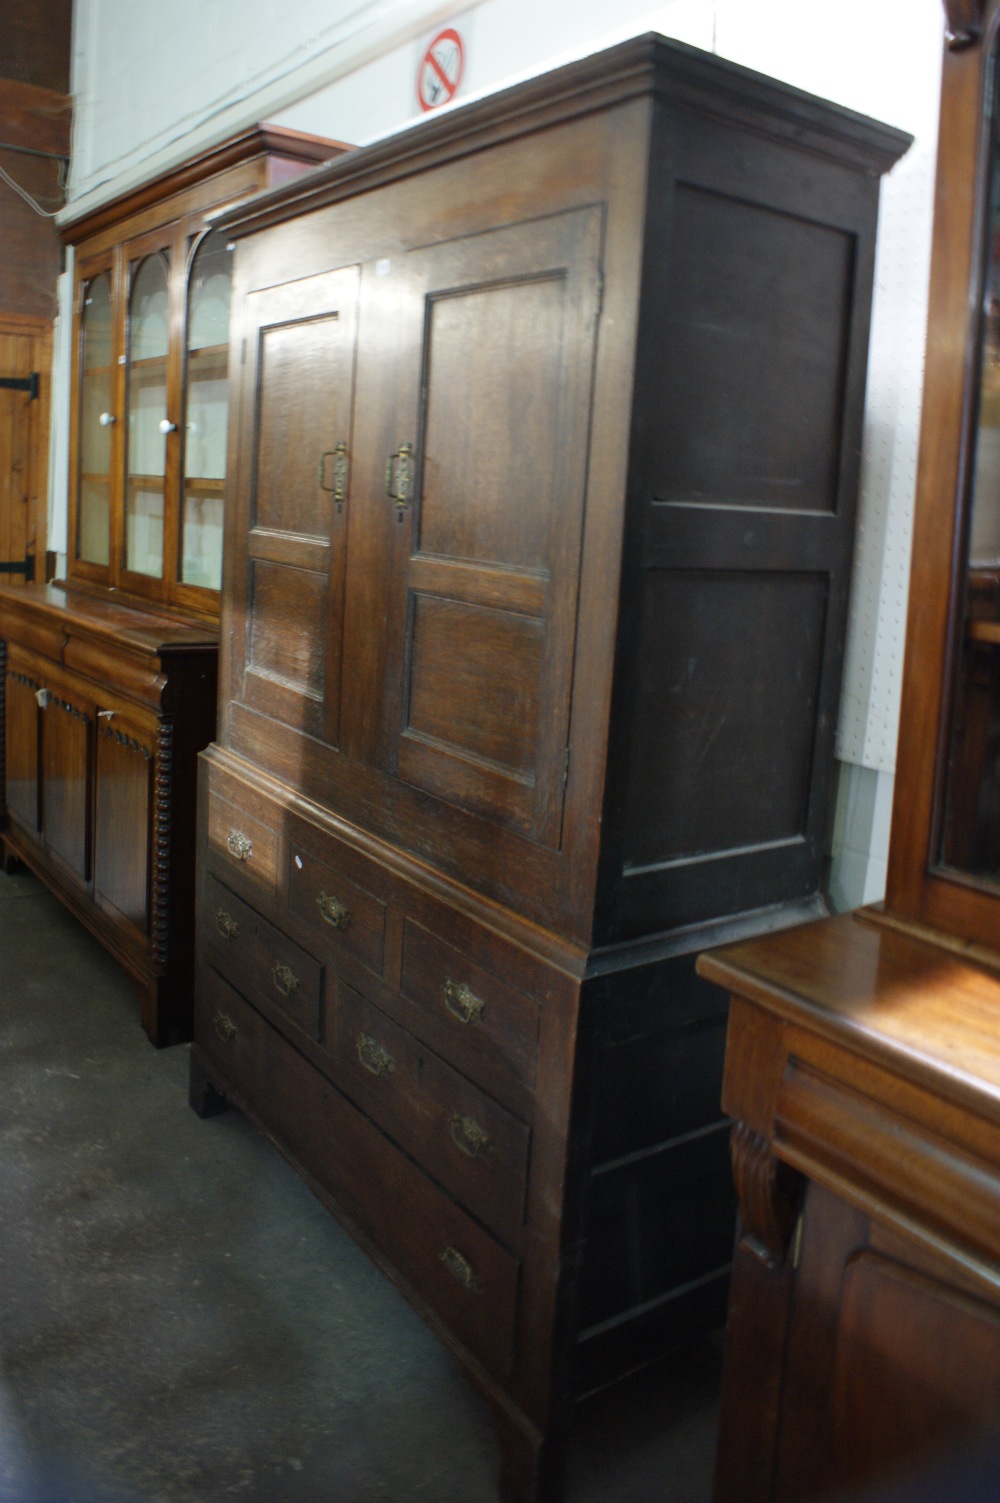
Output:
[0,314,51,585]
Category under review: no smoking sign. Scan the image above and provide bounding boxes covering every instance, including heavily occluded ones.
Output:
[417,27,465,113]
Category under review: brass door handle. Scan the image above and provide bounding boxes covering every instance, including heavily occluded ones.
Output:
[319,441,349,506]
[272,962,299,998]
[442,979,485,1026]
[213,1012,237,1042]
[316,890,350,930]
[357,1032,394,1078]
[385,441,414,513]
[449,1113,491,1160]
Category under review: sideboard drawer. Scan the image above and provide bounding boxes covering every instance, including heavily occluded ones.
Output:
[331,979,530,1241]
[196,971,520,1378]
[204,874,323,1041]
[400,919,539,1092]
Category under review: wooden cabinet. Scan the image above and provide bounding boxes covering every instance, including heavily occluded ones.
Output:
[191,37,906,1502]
[0,130,350,1046]
[0,583,217,1044]
[699,8,1000,1500]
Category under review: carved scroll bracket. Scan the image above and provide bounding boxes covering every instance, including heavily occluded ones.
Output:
[944,0,986,48]
[731,1122,803,1270]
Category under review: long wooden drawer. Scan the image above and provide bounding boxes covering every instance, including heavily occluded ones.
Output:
[204,873,323,1041]
[331,979,530,1243]
[197,971,521,1377]
[399,919,539,1093]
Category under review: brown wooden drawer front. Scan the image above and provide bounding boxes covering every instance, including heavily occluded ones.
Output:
[196,972,520,1377]
[400,920,539,1092]
[206,788,279,898]
[332,980,530,1242]
[287,843,386,977]
[205,874,322,1041]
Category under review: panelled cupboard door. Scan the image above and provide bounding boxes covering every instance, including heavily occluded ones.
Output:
[40,680,93,884]
[94,711,155,934]
[238,266,360,744]
[5,660,40,831]
[349,207,604,845]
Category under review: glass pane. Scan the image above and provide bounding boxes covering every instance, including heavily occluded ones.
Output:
[939,59,1000,882]
[125,252,169,578]
[77,272,112,566]
[182,232,231,589]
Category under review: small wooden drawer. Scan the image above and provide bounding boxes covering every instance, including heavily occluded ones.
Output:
[331,980,530,1241]
[204,873,322,1041]
[400,920,539,1092]
[195,972,520,1378]
[205,785,279,898]
[287,843,386,976]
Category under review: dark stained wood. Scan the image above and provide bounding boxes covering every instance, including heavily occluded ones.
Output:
[193,37,907,1503]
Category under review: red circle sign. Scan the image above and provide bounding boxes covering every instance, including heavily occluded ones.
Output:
[417,28,465,113]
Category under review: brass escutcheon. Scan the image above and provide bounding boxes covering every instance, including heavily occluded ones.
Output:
[316,890,350,930]
[227,830,252,861]
[215,909,239,941]
[357,1033,394,1078]
[440,1246,480,1292]
[213,1012,237,1042]
[442,979,485,1026]
[449,1113,491,1160]
[272,962,299,998]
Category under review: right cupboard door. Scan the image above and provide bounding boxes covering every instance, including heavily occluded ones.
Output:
[348,207,603,846]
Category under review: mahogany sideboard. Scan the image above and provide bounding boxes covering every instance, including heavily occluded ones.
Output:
[699,913,1000,1502]
[0,581,217,1045]
[189,35,907,1503]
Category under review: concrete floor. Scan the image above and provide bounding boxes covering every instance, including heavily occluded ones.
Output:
[0,866,721,1503]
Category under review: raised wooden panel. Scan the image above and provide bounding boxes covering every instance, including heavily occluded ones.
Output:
[5,664,40,830]
[830,1251,1000,1487]
[384,208,602,846]
[652,186,854,512]
[41,686,92,882]
[247,559,327,701]
[625,570,826,862]
[417,275,564,567]
[93,717,153,932]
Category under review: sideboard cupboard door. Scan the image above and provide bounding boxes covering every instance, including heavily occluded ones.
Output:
[237,266,360,743]
[40,680,94,884]
[347,208,603,843]
[4,659,40,832]
[94,711,155,934]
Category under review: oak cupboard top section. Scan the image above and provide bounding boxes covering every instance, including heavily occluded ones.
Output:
[213,35,912,242]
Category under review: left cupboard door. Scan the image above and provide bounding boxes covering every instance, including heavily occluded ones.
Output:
[4,653,42,835]
[38,671,94,886]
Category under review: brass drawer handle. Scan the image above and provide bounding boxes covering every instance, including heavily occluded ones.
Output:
[227,829,252,861]
[272,962,299,998]
[213,1012,237,1042]
[215,909,239,941]
[316,890,350,930]
[442,978,485,1026]
[357,1032,394,1078]
[440,1245,480,1292]
[450,1113,491,1160]
[385,441,414,513]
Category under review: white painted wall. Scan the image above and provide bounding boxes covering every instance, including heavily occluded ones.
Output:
[62,0,947,906]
